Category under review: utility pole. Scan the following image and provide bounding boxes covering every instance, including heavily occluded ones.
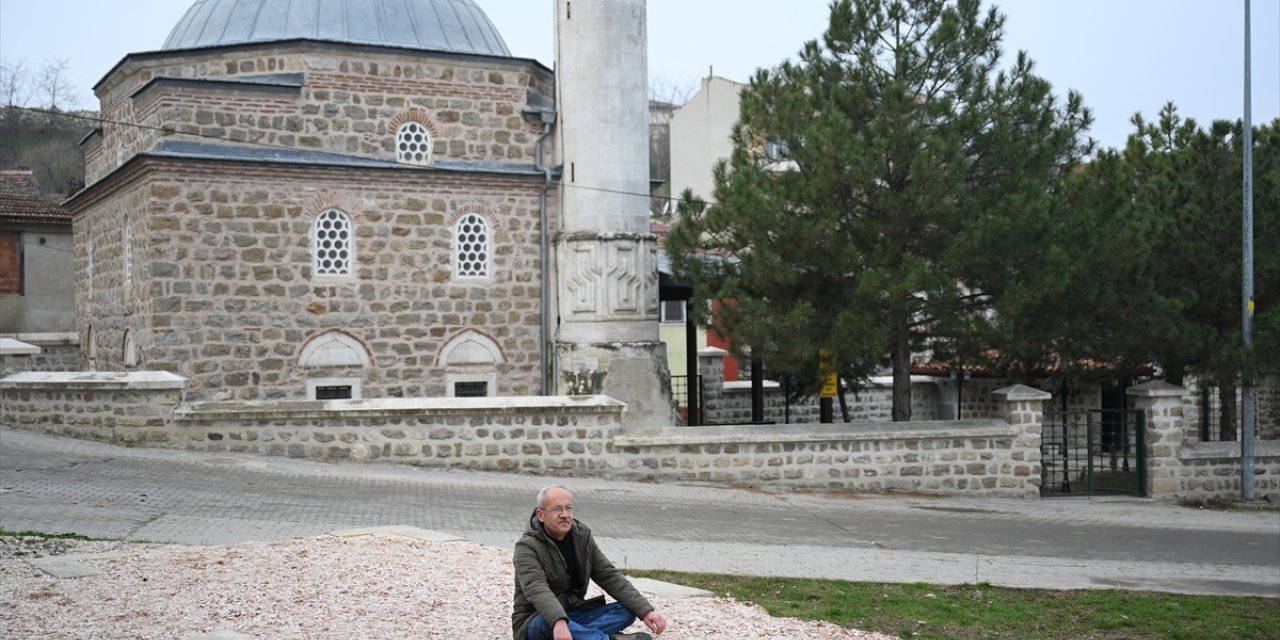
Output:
[1241,0,1257,501]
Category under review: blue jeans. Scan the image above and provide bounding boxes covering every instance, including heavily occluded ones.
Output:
[525,602,636,640]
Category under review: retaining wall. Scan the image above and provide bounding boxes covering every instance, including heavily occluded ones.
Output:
[1,371,1046,497]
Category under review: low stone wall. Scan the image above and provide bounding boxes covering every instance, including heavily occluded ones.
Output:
[1130,381,1280,502]
[2,371,1051,497]
[0,372,186,443]
[174,396,627,473]
[1175,442,1280,501]
[612,420,1039,497]
[0,334,81,377]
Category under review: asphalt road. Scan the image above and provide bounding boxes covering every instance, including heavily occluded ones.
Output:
[2,427,1277,597]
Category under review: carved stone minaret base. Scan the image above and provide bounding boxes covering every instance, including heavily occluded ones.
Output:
[553,0,676,427]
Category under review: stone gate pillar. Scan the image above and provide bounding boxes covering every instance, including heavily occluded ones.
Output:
[1127,380,1189,499]
[993,384,1051,497]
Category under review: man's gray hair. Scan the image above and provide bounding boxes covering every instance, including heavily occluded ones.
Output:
[536,485,572,508]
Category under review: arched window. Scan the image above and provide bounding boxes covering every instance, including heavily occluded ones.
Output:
[123,330,138,368]
[312,208,353,276]
[436,330,504,397]
[396,121,433,166]
[122,220,133,294]
[298,330,371,400]
[453,213,491,278]
[85,325,97,371]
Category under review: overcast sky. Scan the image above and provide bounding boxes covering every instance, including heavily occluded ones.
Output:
[1,0,1276,151]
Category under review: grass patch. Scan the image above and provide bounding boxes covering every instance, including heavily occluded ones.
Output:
[628,571,1280,640]
[0,530,113,542]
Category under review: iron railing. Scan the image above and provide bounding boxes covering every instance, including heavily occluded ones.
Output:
[1041,409,1145,497]
[1200,384,1242,442]
[670,374,703,424]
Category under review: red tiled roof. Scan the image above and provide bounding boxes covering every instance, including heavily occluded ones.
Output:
[0,169,70,224]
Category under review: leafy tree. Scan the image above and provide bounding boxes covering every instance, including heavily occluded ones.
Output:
[1120,108,1277,436]
[975,105,1278,436]
[666,0,1091,420]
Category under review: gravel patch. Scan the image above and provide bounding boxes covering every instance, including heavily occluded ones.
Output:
[0,535,895,639]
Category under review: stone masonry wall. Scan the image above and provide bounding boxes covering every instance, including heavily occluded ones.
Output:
[1257,375,1279,440]
[82,161,549,401]
[88,44,553,184]
[1130,381,1280,502]
[173,397,626,473]
[1,373,1045,497]
[0,372,185,444]
[74,180,150,373]
[0,335,80,376]
[612,421,1037,497]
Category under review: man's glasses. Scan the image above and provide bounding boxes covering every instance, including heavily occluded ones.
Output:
[541,505,575,515]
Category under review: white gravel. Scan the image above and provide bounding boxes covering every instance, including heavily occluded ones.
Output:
[0,535,896,640]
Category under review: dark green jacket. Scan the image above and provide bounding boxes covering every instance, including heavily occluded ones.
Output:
[511,512,654,640]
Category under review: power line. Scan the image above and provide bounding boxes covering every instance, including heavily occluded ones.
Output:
[12,105,720,209]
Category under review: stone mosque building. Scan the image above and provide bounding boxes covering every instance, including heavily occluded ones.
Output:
[69,0,675,426]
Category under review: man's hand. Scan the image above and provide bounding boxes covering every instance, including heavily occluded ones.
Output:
[643,611,667,635]
[553,618,572,640]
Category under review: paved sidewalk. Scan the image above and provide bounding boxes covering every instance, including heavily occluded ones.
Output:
[2,426,1277,597]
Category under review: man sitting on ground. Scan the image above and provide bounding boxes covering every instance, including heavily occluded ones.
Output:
[512,485,668,640]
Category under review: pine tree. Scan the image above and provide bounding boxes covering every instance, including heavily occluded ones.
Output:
[667,0,1091,420]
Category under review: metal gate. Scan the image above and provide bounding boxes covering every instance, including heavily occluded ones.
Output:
[1041,409,1146,497]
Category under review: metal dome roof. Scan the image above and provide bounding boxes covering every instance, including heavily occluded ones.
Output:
[162,0,511,57]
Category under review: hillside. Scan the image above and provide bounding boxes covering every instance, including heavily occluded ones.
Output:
[0,106,93,198]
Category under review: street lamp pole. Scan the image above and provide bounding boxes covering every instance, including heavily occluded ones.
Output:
[1241,0,1257,502]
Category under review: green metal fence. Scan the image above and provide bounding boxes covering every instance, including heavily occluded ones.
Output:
[1041,409,1146,497]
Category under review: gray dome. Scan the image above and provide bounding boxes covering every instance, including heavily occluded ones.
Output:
[162,0,511,57]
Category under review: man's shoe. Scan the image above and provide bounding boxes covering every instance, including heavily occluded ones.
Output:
[610,633,652,640]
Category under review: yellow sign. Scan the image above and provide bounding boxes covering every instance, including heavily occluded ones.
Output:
[820,373,839,398]
[818,349,837,398]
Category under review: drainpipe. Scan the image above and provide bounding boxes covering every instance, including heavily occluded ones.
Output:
[532,114,556,395]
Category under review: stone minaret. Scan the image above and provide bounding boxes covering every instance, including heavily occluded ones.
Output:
[553,0,675,426]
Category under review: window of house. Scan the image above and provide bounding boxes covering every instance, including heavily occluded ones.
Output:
[660,299,686,323]
[307,377,362,400]
[764,140,791,161]
[86,324,97,371]
[86,232,94,296]
[396,122,433,166]
[0,233,21,294]
[453,381,489,397]
[123,222,133,294]
[312,208,354,276]
[123,330,138,368]
[439,330,503,398]
[453,213,491,278]
[314,385,354,400]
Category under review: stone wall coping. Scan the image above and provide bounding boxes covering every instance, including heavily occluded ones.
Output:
[721,376,938,394]
[1180,440,1280,460]
[174,395,627,422]
[0,333,78,346]
[0,371,188,390]
[1127,380,1188,397]
[0,339,41,356]
[614,419,1016,447]
[722,380,781,392]
[992,384,1053,401]
[698,347,729,357]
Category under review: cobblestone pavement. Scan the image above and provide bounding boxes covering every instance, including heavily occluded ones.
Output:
[2,427,1277,596]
